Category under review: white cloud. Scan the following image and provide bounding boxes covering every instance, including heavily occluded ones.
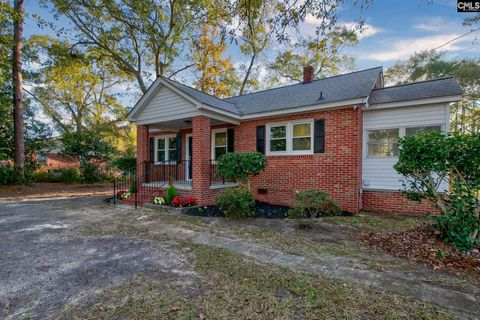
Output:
[340,22,384,40]
[412,16,463,33]
[303,15,383,40]
[364,33,474,61]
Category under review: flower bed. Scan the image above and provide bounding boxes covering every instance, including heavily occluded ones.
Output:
[184,201,290,219]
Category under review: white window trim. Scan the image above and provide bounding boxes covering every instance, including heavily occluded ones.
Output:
[266,119,314,156]
[211,128,228,161]
[365,123,445,159]
[154,134,177,163]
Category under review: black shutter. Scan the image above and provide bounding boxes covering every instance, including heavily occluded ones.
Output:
[314,120,325,153]
[176,135,182,162]
[256,125,265,154]
[227,128,234,152]
[149,138,154,161]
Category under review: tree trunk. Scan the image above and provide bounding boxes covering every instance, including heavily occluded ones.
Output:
[239,53,256,95]
[13,0,25,173]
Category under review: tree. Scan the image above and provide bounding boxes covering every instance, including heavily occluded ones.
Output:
[385,51,480,134]
[27,36,133,151]
[12,0,24,173]
[47,0,204,93]
[231,0,370,94]
[268,26,358,84]
[192,25,239,97]
[394,132,480,250]
[0,3,52,166]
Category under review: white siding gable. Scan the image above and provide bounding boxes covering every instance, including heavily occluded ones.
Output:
[136,85,201,125]
[362,103,450,191]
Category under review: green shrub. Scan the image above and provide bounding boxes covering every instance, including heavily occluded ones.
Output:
[80,162,101,183]
[217,152,266,189]
[128,182,137,193]
[395,132,480,250]
[57,168,80,184]
[287,189,341,219]
[216,187,255,218]
[165,184,178,205]
[33,169,56,183]
[0,164,33,185]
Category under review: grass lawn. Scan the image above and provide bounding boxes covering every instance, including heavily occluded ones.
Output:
[66,208,477,319]
[69,243,453,320]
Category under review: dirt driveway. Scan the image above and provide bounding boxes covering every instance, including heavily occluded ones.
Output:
[0,194,193,319]
[0,185,479,319]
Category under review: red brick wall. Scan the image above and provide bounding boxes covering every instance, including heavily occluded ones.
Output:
[362,190,438,215]
[191,116,212,204]
[234,107,363,213]
[137,125,149,166]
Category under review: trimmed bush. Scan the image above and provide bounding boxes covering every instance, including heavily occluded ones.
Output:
[287,189,341,219]
[217,152,266,189]
[216,187,255,218]
[165,184,178,205]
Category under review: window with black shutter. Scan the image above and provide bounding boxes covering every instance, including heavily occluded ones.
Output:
[256,125,265,154]
[314,120,325,153]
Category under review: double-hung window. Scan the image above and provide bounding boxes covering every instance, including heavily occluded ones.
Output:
[155,135,177,163]
[212,129,228,160]
[267,120,313,155]
[367,129,400,157]
[367,125,442,157]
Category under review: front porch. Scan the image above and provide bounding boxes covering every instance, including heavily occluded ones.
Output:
[136,113,240,205]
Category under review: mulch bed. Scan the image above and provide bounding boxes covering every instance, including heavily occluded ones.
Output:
[360,225,480,275]
[184,201,290,219]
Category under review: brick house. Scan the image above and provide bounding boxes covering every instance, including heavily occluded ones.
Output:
[127,66,463,214]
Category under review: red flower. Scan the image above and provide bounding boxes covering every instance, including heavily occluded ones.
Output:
[116,190,127,197]
[185,196,196,206]
[171,196,185,207]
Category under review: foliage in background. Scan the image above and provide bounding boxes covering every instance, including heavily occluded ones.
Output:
[0,164,33,185]
[287,189,341,219]
[217,152,266,190]
[192,25,239,97]
[216,187,255,218]
[111,156,136,173]
[394,132,480,250]
[268,26,359,84]
[385,50,480,134]
[32,168,80,184]
[0,3,51,165]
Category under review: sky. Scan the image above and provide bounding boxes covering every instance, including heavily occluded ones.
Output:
[22,0,479,88]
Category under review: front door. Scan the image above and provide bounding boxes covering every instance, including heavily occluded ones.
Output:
[186,134,193,180]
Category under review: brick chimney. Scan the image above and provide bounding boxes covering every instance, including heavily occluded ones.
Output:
[303,65,314,84]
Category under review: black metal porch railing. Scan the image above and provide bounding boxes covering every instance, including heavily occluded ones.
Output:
[209,160,225,185]
[113,159,230,209]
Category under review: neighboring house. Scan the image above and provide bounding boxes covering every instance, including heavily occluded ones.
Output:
[127,66,463,214]
[37,140,80,170]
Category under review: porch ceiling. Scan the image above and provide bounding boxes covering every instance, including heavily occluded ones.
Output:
[148,117,230,132]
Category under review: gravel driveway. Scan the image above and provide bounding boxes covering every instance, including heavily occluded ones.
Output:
[0,196,192,319]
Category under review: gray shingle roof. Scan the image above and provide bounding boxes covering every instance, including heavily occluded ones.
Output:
[225,67,383,115]
[369,77,463,105]
[162,77,239,114]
